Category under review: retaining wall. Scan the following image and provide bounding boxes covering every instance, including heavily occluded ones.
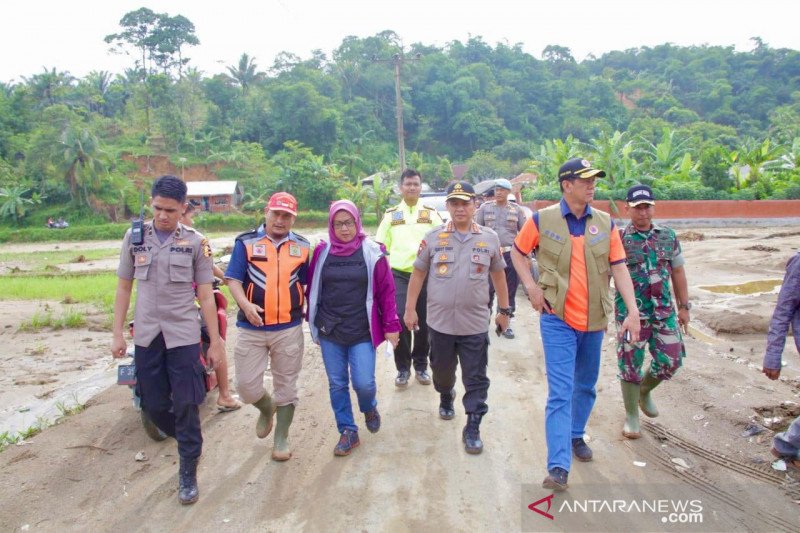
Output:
[526,200,800,220]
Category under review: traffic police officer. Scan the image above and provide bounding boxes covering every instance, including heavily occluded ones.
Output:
[616,184,689,439]
[405,181,510,455]
[376,169,443,387]
[111,175,225,505]
[474,178,526,338]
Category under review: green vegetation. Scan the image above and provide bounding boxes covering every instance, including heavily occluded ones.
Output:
[55,394,86,419]
[0,431,18,452]
[0,395,86,453]
[0,248,118,270]
[1,11,799,233]
[0,273,118,311]
[19,308,87,332]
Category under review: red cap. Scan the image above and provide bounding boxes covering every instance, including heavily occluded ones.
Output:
[267,192,298,216]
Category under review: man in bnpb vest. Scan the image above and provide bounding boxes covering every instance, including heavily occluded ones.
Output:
[405,181,510,455]
[511,158,640,492]
[111,175,225,505]
[474,178,526,338]
[616,185,689,440]
[375,169,444,388]
[225,192,310,462]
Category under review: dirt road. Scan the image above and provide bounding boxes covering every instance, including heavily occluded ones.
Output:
[1,228,799,531]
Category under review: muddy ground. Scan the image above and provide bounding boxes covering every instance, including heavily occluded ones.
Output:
[0,227,799,532]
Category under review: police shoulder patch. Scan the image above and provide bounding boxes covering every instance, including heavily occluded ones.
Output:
[201,238,212,258]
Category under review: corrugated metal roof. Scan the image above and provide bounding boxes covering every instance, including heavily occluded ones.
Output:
[186,181,238,196]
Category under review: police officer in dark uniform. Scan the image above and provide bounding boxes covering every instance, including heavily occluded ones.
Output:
[111,175,225,505]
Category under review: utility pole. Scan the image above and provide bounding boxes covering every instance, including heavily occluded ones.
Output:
[373,52,421,172]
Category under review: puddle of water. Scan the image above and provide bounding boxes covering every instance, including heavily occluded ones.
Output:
[687,325,722,345]
[699,279,782,295]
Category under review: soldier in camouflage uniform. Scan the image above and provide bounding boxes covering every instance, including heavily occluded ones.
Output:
[615,185,690,439]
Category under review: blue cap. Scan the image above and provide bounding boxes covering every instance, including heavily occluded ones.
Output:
[495,178,512,191]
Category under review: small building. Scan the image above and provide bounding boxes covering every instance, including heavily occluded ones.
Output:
[186,181,242,213]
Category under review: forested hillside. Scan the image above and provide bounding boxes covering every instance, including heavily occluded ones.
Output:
[1,8,799,226]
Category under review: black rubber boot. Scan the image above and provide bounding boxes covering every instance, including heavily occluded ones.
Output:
[178,456,199,505]
[462,413,483,454]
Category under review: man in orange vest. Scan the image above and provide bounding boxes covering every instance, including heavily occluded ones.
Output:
[225,192,310,462]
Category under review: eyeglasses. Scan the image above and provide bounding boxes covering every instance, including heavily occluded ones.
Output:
[333,219,355,230]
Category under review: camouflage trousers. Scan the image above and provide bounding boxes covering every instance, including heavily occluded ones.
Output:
[616,314,685,383]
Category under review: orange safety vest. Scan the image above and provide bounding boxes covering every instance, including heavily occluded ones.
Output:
[237,230,310,326]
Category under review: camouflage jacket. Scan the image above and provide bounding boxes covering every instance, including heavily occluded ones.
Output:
[615,224,684,321]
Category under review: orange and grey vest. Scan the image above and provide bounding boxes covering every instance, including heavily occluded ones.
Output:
[235,229,310,327]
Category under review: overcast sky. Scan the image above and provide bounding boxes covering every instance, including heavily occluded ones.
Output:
[3,0,798,82]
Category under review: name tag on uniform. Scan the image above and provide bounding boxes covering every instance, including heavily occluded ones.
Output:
[391,211,405,225]
[289,244,301,257]
[253,244,267,258]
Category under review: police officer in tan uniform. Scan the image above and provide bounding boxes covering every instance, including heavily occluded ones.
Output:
[405,181,510,455]
[111,175,225,505]
[475,178,526,338]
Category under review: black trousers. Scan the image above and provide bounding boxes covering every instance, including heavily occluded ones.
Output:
[135,333,206,458]
[428,327,490,416]
[489,250,519,312]
[393,270,430,372]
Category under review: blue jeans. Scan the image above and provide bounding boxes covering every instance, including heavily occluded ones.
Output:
[540,313,605,472]
[319,338,377,433]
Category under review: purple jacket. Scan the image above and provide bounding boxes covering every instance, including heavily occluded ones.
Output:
[306,238,401,348]
[764,251,800,369]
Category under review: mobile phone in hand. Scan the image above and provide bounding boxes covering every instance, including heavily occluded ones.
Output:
[495,324,503,337]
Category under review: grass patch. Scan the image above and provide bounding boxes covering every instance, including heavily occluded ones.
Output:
[55,394,86,419]
[0,396,87,453]
[19,308,87,332]
[0,248,119,272]
[0,431,20,452]
[0,273,119,310]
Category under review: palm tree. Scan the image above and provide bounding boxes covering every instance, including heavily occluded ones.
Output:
[23,67,74,107]
[60,127,105,205]
[226,53,263,94]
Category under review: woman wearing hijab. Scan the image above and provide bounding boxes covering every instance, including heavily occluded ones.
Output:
[307,200,401,456]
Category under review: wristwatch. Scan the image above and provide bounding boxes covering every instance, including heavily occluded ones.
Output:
[498,307,514,317]
[678,302,692,311]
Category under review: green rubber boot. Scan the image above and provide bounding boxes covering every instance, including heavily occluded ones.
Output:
[272,404,295,461]
[639,374,662,418]
[620,381,642,439]
[253,393,275,439]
